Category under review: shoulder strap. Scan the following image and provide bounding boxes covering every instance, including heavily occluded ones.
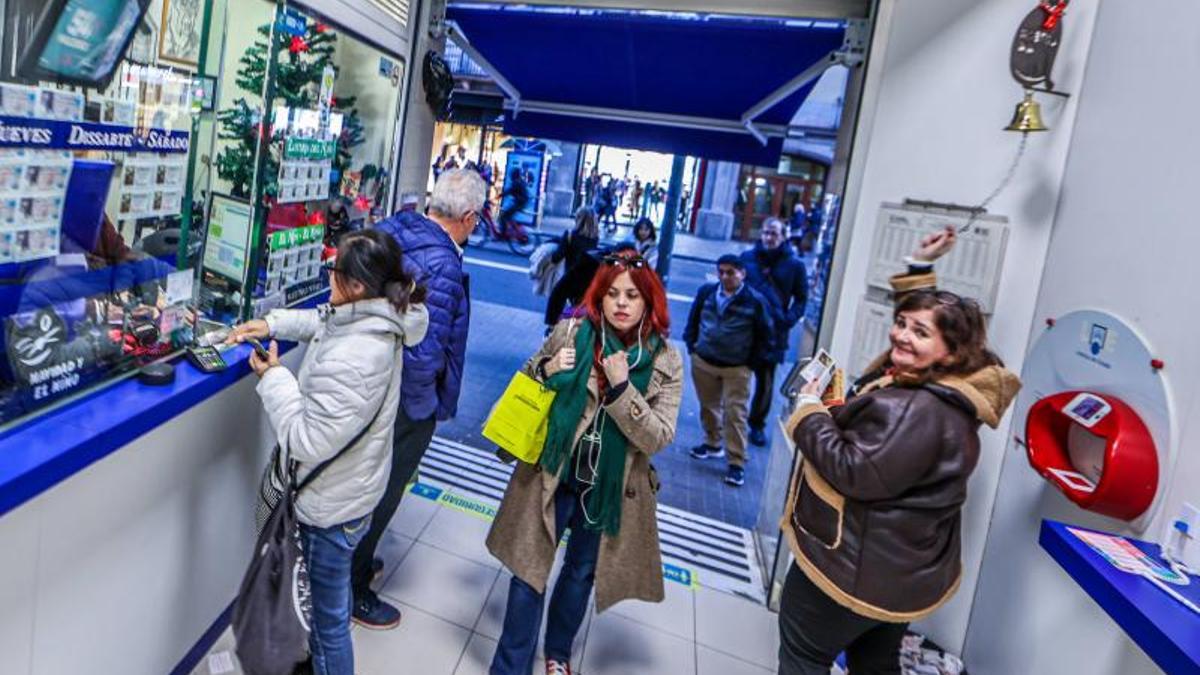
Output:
[293,389,390,494]
[293,341,399,494]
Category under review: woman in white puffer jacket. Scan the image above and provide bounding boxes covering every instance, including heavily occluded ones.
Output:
[228,229,428,675]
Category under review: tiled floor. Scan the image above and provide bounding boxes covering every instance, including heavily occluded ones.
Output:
[194,496,782,675]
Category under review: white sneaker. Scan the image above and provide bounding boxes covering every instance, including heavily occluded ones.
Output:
[546,659,572,675]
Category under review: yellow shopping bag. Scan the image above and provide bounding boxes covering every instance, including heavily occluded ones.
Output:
[482,371,556,464]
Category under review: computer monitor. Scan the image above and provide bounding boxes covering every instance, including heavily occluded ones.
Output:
[202,194,253,285]
[18,0,151,89]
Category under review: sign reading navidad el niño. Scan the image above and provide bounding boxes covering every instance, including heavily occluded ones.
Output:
[0,115,190,153]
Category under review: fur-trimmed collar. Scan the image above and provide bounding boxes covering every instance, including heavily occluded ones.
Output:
[856,352,1021,428]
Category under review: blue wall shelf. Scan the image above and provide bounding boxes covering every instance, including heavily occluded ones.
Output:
[1040,519,1200,673]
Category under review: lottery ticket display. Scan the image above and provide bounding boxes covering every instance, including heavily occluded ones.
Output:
[276,136,335,205]
[0,149,72,263]
[264,225,324,294]
[118,154,186,220]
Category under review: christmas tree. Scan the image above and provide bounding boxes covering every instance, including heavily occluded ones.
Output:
[215,21,365,199]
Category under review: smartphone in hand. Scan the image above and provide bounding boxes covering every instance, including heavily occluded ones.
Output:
[244,337,270,360]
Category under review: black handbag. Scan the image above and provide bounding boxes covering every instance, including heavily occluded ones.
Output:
[233,396,389,675]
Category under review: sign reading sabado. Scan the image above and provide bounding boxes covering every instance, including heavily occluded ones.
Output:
[0,115,191,153]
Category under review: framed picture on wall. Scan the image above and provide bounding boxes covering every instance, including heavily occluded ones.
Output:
[158,0,204,69]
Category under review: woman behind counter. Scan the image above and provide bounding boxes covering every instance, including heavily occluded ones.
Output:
[778,227,1021,675]
[228,229,429,675]
[488,249,684,675]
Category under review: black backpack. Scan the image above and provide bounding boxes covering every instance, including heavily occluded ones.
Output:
[232,398,387,675]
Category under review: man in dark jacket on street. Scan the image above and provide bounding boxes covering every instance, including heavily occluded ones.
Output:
[350,168,486,629]
[741,217,808,447]
[684,254,774,487]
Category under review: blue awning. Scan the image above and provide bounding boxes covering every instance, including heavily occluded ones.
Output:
[446,4,848,166]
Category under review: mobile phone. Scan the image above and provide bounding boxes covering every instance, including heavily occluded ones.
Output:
[245,337,270,360]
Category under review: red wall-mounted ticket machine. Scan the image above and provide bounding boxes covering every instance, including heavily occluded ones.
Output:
[1025,391,1158,521]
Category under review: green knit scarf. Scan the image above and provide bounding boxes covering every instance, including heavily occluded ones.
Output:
[540,319,661,535]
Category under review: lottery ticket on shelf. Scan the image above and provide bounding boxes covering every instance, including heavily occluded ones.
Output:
[36,88,84,121]
[0,84,37,117]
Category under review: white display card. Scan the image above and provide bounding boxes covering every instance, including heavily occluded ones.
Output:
[866,202,1009,314]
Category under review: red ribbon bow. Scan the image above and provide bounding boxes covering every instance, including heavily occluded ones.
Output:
[1039,1,1068,31]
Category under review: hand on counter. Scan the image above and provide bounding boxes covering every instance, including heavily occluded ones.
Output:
[226,319,270,346]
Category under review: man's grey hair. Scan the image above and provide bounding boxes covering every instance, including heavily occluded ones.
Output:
[430,169,487,218]
[762,216,788,234]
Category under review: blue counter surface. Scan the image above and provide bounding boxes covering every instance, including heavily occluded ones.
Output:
[1040,519,1200,673]
[0,297,326,518]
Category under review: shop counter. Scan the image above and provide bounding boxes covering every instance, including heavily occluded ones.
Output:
[0,296,325,519]
[1040,519,1200,673]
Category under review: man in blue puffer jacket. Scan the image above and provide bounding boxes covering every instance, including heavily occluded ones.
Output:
[350,169,486,629]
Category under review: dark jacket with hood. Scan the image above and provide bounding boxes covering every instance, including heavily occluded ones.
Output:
[374,210,469,421]
[740,241,808,363]
[781,269,1020,623]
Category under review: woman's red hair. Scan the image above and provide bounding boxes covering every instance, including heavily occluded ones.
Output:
[578,249,670,339]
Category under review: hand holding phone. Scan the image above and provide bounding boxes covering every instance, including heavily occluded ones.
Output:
[244,337,270,360]
[246,338,279,378]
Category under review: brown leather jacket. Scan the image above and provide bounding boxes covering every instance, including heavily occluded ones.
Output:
[781,272,1020,622]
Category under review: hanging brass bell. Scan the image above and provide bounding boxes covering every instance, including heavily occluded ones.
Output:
[1005,91,1048,132]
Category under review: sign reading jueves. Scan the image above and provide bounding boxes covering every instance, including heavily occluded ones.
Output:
[0,115,190,153]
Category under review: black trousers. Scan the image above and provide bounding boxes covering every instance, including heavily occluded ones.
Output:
[778,565,907,675]
[350,407,437,598]
[749,362,777,431]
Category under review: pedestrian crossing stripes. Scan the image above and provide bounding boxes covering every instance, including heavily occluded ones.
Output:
[418,436,767,603]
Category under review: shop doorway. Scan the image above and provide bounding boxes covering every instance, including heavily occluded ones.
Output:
[417,2,872,607]
[735,161,828,242]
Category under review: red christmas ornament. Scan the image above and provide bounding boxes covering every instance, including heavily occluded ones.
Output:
[354,195,371,211]
[315,23,329,33]
[289,36,309,54]
[1039,1,1068,31]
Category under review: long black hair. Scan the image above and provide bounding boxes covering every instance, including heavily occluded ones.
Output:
[335,229,427,313]
[634,217,657,242]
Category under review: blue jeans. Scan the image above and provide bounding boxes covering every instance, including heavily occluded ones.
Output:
[490,486,602,675]
[301,514,372,675]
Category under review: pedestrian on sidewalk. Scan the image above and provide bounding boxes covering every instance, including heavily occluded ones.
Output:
[594,177,617,233]
[741,217,808,447]
[228,230,429,675]
[488,249,683,675]
[543,238,638,331]
[778,228,1019,675]
[349,168,486,630]
[627,217,659,270]
[683,254,774,487]
[552,207,601,276]
[629,178,643,220]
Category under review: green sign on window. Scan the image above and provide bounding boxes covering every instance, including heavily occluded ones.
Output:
[283,137,337,161]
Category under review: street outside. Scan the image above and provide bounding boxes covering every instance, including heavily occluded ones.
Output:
[433,219,810,529]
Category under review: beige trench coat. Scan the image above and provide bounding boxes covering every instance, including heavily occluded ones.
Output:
[485,320,684,613]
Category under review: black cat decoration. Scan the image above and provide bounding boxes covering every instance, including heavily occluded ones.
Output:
[1011,1,1068,91]
[6,308,66,384]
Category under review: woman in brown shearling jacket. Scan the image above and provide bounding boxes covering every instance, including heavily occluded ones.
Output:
[778,228,1021,675]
